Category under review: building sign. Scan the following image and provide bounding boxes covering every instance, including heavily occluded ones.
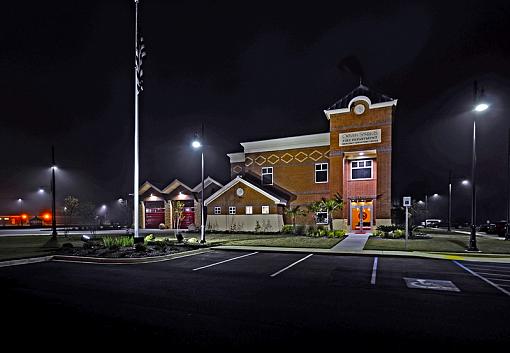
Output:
[339,129,381,146]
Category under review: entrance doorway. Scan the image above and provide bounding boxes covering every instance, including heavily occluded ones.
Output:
[350,201,373,232]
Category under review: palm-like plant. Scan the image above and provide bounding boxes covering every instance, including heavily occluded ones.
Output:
[285,205,308,231]
[309,194,343,230]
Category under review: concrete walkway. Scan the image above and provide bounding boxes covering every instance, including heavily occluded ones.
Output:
[330,233,371,251]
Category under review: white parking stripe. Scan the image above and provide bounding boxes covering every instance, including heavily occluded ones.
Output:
[371,257,378,285]
[489,278,510,282]
[453,261,510,297]
[467,265,510,272]
[475,272,510,277]
[270,254,313,278]
[192,252,258,271]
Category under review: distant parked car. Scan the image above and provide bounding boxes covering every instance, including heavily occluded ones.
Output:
[421,219,442,228]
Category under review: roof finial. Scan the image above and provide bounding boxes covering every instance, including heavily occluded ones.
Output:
[359,76,363,86]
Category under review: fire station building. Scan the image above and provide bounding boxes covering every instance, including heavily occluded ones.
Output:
[205,84,397,231]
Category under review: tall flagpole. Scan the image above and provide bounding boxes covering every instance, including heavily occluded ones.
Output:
[133,0,140,238]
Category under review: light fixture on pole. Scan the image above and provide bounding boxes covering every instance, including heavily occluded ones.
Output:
[51,145,57,237]
[468,81,488,252]
[192,126,205,244]
[17,198,23,225]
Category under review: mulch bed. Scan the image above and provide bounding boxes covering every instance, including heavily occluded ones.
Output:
[57,242,204,258]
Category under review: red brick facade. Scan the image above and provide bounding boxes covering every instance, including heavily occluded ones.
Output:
[220,85,397,231]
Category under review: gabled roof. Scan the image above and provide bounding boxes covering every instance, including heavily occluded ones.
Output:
[327,84,394,110]
[192,177,223,192]
[204,176,287,206]
[161,179,194,194]
[139,181,164,195]
[323,84,397,120]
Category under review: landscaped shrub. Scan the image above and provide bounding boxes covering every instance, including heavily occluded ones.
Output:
[307,225,317,237]
[102,236,134,249]
[281,225,294,234]
[144,234,155,243]
[175,233,184,243]
[372,230,384,237]
[376,224,404,233]
[393,229,405,239]
[333,229,346,238]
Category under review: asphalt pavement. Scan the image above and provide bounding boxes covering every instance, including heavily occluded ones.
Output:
[1,251,509,350]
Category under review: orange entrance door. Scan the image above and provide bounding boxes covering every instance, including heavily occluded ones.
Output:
[351,206,372,231]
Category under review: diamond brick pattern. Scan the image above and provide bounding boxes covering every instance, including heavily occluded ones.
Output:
[267,154,279,165]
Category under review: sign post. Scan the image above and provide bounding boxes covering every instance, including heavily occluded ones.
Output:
[403,197,411,250]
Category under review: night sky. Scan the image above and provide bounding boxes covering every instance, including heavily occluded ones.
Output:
[2,0,510,223]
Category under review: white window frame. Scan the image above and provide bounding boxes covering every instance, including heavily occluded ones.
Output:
[261,167,273,185]
[245,206,253,215]
[261,205,270,214]
[315,163,328,183]
[229,206,236,215]
[316,211,329,225]
[351,159,373,180]
[214,206,221,215]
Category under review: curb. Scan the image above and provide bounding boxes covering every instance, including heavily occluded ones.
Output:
[212,246,510,263]
[0,255,54,268]
[51,248,211,265]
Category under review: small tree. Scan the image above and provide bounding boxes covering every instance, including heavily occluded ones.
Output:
[64,195,79,229]
[172,201,185,230]
[309,194,343,231]
[285,205,308,232]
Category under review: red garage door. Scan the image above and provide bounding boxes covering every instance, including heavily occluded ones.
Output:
[145,201,165,229]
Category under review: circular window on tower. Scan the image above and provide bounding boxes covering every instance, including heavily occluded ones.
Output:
[353,103,366,115]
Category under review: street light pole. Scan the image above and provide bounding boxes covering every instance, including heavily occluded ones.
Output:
[192,124,206,244]
[506,128,510,240]
[448,170,452,232]
[51,145,57,237]
[425,194,428,227]
[467,82,489,251]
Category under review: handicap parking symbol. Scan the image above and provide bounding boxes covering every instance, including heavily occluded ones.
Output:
[404,277,460,292]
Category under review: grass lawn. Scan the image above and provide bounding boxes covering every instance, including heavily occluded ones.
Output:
[365,232,510,254]
[163,233,343,249]
[0,235,83,261]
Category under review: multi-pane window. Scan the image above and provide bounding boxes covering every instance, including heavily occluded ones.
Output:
[261,167,273,185]
[261,205,270,214]
[315,163,328,183]
[351,160,373,180]
[229,206,236,215]
[214,206,221,215]
[245,206,253,215]
[316,211,328,224]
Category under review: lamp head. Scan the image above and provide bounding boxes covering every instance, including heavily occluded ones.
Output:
[192,140,202,149]
[474,103,489,112]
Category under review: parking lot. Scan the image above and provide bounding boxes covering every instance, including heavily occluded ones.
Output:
[1,250,509,350]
